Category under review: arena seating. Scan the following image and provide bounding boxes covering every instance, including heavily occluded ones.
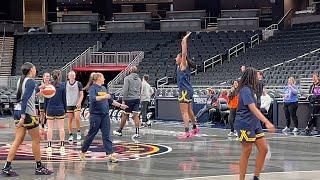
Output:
[263,50,320,85]
[13,33,106,75]
[13,30,257,86]
[191,22,320,85]
[0,87,16,116]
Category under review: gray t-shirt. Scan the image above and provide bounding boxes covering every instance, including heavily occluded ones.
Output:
[66,81,83,106]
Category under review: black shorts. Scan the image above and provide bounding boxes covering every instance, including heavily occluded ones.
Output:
[39,103,45,112]
[124,99,140,114]
[67,106,81,113]
[13,110,39,130]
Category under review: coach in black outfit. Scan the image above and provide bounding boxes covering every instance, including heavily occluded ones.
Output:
[305,73,320,135]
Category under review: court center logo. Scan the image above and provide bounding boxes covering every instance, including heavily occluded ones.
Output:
[0,141,172,162]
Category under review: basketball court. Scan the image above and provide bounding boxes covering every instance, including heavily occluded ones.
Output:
[0,118,319,180]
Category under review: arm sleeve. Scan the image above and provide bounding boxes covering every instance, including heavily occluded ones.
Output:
[89,87,97,103]
[309,85,313,94]
[241,87,255,106]
[123,78,129,98]
[150,86,154,95]
[290,85,298,95]
[78,82,83,91]
[35,82,41,93]
[20,79,36,115]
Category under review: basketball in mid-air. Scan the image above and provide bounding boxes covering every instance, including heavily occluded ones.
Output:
[42,84,56,98]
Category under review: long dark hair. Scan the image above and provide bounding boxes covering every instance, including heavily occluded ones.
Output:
[17,62,35,101]
[238,67,258,93]
[51,70,61,87]
[178,53,197,69]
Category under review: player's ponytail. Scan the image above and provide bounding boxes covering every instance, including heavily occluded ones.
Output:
[17,62,35,101]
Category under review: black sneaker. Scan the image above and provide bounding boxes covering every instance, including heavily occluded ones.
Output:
[35,166,53,175]
[2,167,18,177]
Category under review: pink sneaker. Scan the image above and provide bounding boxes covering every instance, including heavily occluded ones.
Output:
[191,127,200,136]
[178,132,191,140]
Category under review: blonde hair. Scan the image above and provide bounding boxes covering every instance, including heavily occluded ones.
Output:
[288,77,295,84]
[83,72,104,91]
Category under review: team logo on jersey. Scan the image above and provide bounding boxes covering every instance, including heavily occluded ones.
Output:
[0,141,171,162]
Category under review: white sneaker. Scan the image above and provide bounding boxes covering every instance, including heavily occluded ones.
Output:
[77,132,82,140]
[282,127,290,132]
[60,146,65,155]
[46,147,52,156]
[132,134,140,139]
[234,132,238,137]
[292,127,299,132]
[68,134,74,142]
[228,132,234,137]
[113,130,122,136]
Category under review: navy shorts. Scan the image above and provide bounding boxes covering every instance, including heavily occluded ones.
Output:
[13,110,39,130]
[236,127,265,143]
[124,99,140,113]
[178,90,193,103]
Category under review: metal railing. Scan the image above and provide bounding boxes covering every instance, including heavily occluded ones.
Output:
[203,54,222,72]
[60,42,100,81]
[90,52,132,66]
[108,51,144,92]
[157,76,170,88]
[228,42,245,61]
[250,34,260,48]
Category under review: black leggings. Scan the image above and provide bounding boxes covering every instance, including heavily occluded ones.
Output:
[283,102,299,128]
[228,108,236,132]
[307,102,320,129]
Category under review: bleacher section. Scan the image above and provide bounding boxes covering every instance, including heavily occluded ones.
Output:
[13,30,258,86]
[191,23,320,85]
[13,33,105,75]
[264,50,320,85]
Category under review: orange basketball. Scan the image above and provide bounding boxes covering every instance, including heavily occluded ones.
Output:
[42,84,56,98]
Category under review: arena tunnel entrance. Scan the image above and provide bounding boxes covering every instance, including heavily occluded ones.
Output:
[72,65,126,89]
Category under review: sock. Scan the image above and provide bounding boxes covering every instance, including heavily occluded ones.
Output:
[4,161,11,169]
[185,127,189,132]
[136,128,139,135]
[41,124,45,128]
[36,161,42,169]
[253,176,259,180]
[192,124,197,130]
[77,130,80,133]
[60,141,65,147]
[48,141,52,147]
[69,133,73,136]
[118,128,123,132]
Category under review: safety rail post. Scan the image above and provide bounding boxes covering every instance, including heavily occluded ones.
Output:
[228,42,245,61]
[203,54,222,72]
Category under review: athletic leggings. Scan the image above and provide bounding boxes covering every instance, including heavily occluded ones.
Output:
[283,102,299,128]
[307,102,320,129]
[228,108,237,132]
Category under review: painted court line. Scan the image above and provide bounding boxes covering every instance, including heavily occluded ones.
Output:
[176,170,320,180]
